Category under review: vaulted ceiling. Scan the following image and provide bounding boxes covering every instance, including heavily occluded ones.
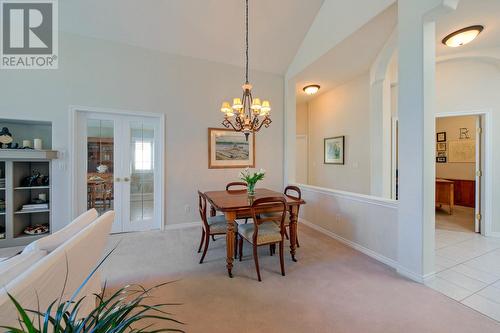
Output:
[60,0,325,75]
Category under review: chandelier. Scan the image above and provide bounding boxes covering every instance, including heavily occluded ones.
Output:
[219,0,271,140]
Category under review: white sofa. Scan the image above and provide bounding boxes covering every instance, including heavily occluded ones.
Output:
[0,209,114,328]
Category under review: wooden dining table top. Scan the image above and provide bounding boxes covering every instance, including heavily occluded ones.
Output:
[204,188,305,212]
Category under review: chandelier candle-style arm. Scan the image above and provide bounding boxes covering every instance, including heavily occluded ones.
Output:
[218,0,272,141]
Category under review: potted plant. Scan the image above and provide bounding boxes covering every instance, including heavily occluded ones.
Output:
[239,168,265,196]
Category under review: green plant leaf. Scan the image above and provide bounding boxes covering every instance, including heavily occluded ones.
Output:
[6,293,38,333]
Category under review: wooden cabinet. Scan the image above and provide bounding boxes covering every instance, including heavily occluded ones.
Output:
[438,178,475,208]
[87,137,113,174]
[453,179,475,208]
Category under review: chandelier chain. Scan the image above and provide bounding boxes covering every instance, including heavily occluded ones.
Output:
[245,0,249,84]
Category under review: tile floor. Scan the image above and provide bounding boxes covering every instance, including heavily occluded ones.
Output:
[426,207,500,322]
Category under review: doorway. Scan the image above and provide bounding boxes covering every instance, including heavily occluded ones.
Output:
[435,115,482,234]
[72,108,164,233]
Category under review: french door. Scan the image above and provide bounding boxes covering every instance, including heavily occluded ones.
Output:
[76,112,162,233]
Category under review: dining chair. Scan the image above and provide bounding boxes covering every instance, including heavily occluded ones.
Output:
[225,182,248,191]
[261,186,302,249]
[237,197,287,281]
[226,182,251,225]
[198,191,236,264]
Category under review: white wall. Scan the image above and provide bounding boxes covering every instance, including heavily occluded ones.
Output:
[296,102,309,135]
[436,115,477,181]
[306,73,371,195]
[299,185,398,265]
[435,59,500,233]
[0,33,284,231]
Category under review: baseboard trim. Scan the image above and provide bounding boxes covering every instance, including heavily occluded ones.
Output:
[487,231,500,238]
[163,221,199,231]
[299,218,399,270]
[299,218,428,283]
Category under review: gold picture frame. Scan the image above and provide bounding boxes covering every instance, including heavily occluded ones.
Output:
[208,128,255,169]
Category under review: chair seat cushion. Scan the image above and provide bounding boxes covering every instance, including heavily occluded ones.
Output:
[238,222,281,245]
[261,212,291,225]
[207,215,228,234]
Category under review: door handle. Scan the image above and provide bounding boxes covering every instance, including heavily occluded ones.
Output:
[124,177,130,182]
[115,177,121,182]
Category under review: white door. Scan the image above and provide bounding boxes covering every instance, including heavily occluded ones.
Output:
[296,135,308,184]
[80,112,162,233]
[475,116,482,233]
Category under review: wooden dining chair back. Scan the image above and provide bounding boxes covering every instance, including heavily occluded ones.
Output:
[284,185,302,247]
[198,190,209,230]
[238,197,287,281]
[250,197,287,240]
[88,182,112,210]
[226,182,248,191]
[226,182,251,224]
[284,185,301,201]
[197,191,234,264]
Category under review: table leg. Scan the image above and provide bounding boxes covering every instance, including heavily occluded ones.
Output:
[224,211,237,278]
[289,205,298,262]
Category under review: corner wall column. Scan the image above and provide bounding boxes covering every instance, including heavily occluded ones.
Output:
[396,0,458,281]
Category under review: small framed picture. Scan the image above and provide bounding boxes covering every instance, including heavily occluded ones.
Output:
[437,132,447,142]
[436,156,447,163]
[437,142,447,152]
[437,152,447,158]
[324,136,345,165]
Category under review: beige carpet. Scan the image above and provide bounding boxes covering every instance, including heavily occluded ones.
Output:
[101,225,500,333]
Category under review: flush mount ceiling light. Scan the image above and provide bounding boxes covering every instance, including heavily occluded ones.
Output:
[303,84,320,95]
[442,25,484,47]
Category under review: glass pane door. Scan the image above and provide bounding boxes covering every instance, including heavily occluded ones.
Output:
[123,120,157,232]
[86,119,115,215]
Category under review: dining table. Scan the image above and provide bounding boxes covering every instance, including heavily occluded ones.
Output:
[204,188,306,278]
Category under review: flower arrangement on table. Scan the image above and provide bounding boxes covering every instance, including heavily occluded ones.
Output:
[239,167,265,196]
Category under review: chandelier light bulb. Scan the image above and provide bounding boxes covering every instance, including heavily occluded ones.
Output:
[220,101,232,113]
[232,98,243,110]
[251,98,261,109]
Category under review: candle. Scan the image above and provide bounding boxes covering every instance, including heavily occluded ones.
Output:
[34,138,42,150]
[22,140,32,148]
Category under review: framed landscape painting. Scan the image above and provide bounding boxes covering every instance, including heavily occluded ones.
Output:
[208,128,255,169]
[324,136,345,165]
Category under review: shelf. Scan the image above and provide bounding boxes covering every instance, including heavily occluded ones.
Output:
[0,212,5,216]
[14,186,50,190]
[0,149,57,160]
[15,209,50,214]
[14,232,49,240]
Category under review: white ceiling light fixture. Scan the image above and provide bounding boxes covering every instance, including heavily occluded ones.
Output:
[303,84,320,95]
[442,25,484,47]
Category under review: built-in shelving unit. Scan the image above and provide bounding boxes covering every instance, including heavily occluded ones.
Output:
[0,150,57,247]
[0,161,5,240]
